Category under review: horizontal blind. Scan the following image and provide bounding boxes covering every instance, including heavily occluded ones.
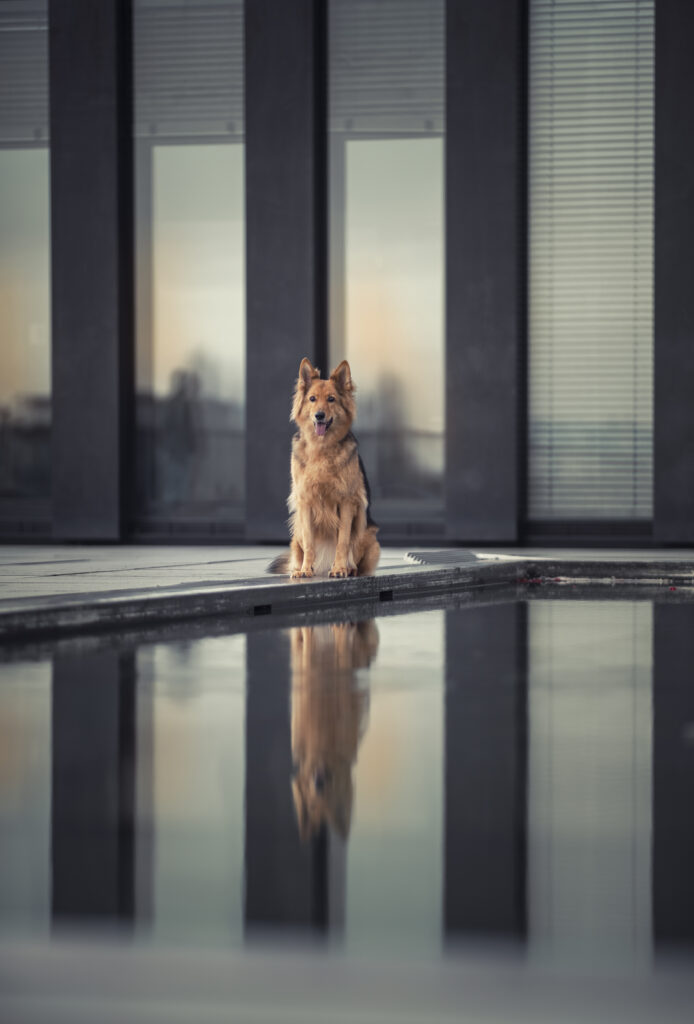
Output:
[528,0,654,521]
[134,0,243,140]
[0,0,48,144]
[330,0,444,134]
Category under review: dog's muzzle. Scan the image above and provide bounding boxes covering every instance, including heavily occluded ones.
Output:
[314,414,333,437]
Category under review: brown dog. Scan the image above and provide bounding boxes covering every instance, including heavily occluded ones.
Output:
[290,621,378,840]
[269,358,380,579]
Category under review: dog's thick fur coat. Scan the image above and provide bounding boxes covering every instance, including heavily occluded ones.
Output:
[268,358,380,579]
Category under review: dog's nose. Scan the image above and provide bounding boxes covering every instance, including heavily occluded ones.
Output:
[314,410,326,421]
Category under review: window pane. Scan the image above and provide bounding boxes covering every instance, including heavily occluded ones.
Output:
[133,1,245,528]
[528,0,654,521]
[0,2,51,506]
[329,0,444,526]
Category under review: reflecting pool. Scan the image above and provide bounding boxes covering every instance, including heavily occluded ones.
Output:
[0,592,692,1018]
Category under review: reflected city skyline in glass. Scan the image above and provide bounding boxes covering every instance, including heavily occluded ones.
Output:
[0,0,51,503]
[329,0,445,519]
[133,0,246,525]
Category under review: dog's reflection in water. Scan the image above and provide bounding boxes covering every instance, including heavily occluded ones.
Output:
[290,621,378,841]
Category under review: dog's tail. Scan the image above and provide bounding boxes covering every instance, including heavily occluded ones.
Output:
[267,551,290,574]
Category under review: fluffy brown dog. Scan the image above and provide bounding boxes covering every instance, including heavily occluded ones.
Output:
[269,358,380,579]
[290,621,378,841]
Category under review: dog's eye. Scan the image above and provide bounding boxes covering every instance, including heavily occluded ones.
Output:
[327,395,335,403]
[309,395,316,402]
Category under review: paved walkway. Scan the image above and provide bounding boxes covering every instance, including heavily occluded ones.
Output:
[1,544,693,640]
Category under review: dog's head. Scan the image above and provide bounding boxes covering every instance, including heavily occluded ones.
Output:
[291,358,356,442]
[291,759,354,842]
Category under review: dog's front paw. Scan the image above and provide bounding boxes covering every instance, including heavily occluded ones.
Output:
[329,564,351,579]
[292,567,314,579]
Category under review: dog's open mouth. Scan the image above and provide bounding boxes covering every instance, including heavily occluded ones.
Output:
[314,417,333,437]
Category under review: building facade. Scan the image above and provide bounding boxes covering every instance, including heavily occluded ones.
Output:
[1,0,692,544]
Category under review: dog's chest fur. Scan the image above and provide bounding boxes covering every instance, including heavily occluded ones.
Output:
[289,432,366,534]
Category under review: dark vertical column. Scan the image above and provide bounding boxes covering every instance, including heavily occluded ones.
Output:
[51,652,136,922]
[328,832,347,932]
[244,630,326,930]
[445,0,525,541]
[653,1,694,543]
[245,0,327,541]
[328,133,346,362]
[49,0,134,540]
[444,602,527,939]
[653,604,694,948]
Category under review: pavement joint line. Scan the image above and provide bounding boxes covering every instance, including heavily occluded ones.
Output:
[33,557,295,577]
[0,559,90,568]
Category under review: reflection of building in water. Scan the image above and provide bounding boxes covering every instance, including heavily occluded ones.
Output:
[290,621,378,841]
[0,395,51,499]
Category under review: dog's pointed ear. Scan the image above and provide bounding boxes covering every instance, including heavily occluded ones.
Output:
[298,357,319,390]
[292,358,320,423]
[330,360,354,394]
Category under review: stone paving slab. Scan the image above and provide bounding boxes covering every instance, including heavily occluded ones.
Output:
[1,545,694,641]
[0,546,510,641]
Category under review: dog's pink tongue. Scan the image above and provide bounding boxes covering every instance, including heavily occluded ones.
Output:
[315,422,327,437]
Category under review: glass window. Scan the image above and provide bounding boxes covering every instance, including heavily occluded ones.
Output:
[528,0,654,521]
[133,1,245,530]
[329,0,444,528]
[0,2,51,506]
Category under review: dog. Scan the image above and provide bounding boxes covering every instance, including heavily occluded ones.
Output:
[268,358,380,579]
[290,620,378,841]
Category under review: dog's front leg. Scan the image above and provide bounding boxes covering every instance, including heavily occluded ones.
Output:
[330,503,356,578]
[289,537,304,578]
[292,505,315,579]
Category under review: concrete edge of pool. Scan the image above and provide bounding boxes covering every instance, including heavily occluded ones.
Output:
[1,546,694,642]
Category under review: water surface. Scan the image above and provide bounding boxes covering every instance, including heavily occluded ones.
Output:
[1,593,692,970]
